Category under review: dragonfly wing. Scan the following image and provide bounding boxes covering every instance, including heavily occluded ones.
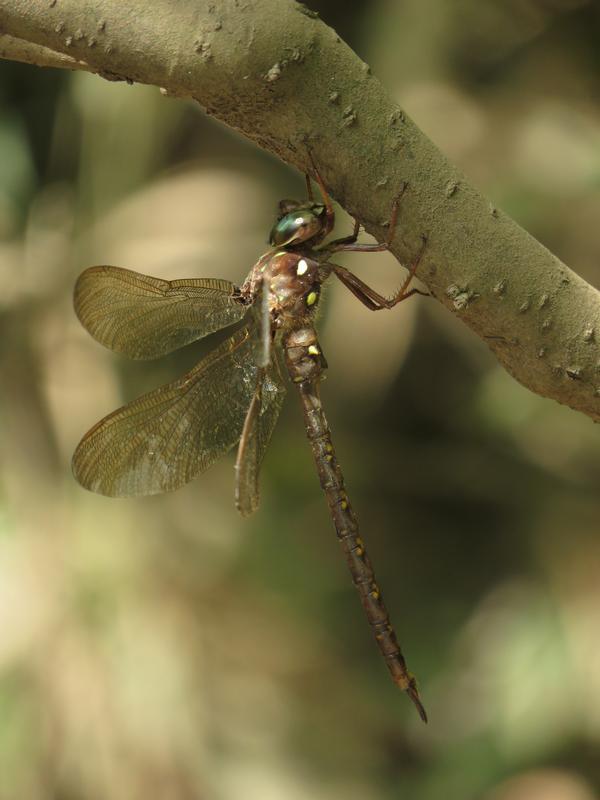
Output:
[74,266,247,359]
[256,274,272,368]
[72,325,264,497]
[235,355,287,516]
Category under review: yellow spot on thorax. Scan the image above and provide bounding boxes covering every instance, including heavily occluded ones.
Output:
[306,291,318,306]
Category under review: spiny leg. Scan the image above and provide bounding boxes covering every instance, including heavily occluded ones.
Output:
[389,235,428,305]
[325,183,408,254]
[306,150,335,237]
[326,217,361,249]
[305,172,314,202]
[331,235,429,311]
[305,151,361,248]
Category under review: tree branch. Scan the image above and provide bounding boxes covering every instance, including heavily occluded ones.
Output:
[0,32,90,70]
[1,0,599,420]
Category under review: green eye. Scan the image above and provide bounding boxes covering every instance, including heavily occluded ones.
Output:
[269,207,324,246]
[270,215,301,246]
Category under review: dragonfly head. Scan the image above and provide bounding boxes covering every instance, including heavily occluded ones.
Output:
[269,200,328,247]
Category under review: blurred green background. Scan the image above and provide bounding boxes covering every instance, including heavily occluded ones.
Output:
[1,1,600,798]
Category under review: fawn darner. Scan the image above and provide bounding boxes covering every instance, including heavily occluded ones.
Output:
[72,162,428,721]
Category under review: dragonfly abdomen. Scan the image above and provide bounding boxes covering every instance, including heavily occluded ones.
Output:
[284,325,427,722]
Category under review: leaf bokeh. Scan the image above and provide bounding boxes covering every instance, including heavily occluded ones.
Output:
[0,2,600,798]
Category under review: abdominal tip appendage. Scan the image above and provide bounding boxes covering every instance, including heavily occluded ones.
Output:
[407,681,428,724]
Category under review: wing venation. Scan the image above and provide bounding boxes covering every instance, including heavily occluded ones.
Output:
[72,324,285,497]
[235,355,287,516]
[74,265,247,359]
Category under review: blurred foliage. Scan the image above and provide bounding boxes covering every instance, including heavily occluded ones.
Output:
[1,1,600,798]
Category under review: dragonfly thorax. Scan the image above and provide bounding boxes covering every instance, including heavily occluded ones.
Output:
[265,251,322,328]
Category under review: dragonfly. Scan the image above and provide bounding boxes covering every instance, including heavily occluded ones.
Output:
[72,160,428,722]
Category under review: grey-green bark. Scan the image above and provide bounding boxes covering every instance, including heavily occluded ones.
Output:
[1,0,599,420]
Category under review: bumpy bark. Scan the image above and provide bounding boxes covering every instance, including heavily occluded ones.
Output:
[1,0,599,419]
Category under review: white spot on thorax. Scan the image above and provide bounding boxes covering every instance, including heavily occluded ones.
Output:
[297,258,308,276]
[294,217,304,225]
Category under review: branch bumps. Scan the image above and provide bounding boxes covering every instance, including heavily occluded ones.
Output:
[0,0,599,418]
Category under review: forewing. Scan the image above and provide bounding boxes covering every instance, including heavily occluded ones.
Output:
[74,266,247,359]
[72,325,263,497]
[235,355,287,516]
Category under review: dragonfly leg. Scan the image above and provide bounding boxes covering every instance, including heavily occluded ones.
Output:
[306,150,335,237]
[330,235,429,311]
[325,183,408,254]
[388,234,428,305]
[305,172,314,202]
[323,217,361,250]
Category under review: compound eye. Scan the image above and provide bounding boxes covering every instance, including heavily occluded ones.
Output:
[269,213,302,246]
[269,209,323,246]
